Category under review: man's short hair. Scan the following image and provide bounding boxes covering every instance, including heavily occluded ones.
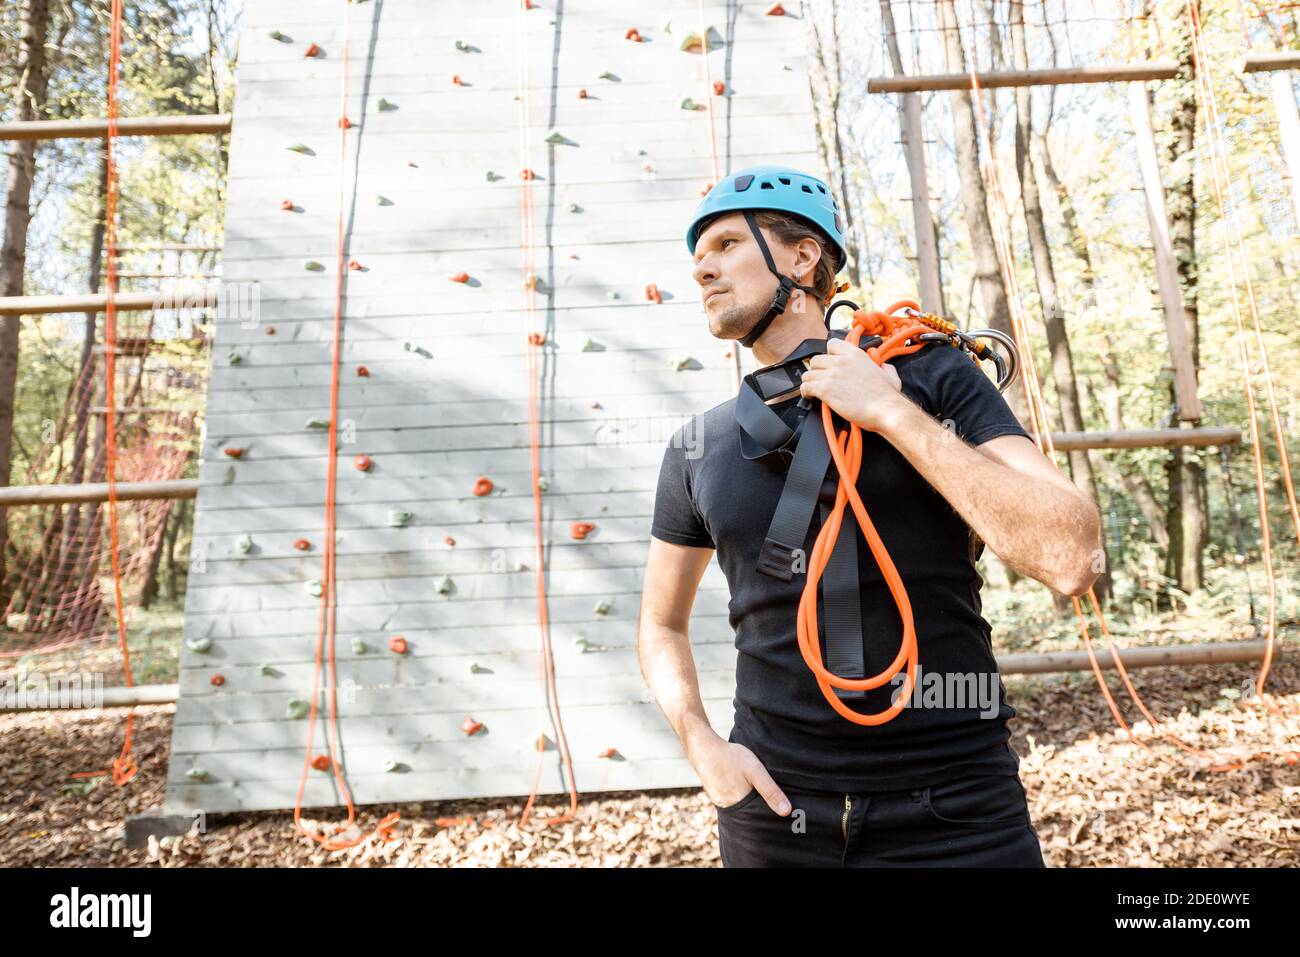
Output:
[697,210,842,302]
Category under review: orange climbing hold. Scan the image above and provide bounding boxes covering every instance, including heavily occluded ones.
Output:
[461,717,484,736]
[765,3,785,15]
[699,182,714,197]
[449,271,469,283]
[294,538,312,551]
[389,635,409,655]
[266,325,276,335]
[535,733,548,752]
[520,168,536,181]
[347,258,363,270]
[305,42,322,57]
[280,199,294,211]
[452,74,464,86]
[444,535,456,547]
[210,674,225,687]
[311,755,331,771]
[597,747,618,759]
[625,28,642,42]
[222,447,245,459]
[713,80,726,95]
[473,476,494,496]
[354,454,373,472]
[338,116,352,129]
[528,332,546,345]
[356,365,369,377]
[577,88,588,99]
[570,521,596,540]
[645,283,663,304]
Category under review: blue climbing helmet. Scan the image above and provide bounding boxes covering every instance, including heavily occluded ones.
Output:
[686,165,849,348]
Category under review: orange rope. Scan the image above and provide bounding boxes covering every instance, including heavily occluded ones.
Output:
[291,0,399,850]
[517,0,579,829]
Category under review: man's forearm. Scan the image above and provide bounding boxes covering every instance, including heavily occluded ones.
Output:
[874,399,1101,595]
[638,623,719,762]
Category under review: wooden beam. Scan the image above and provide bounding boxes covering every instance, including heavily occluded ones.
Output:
[1049,427,1241,451]
[0,480,197,507]
[0,288,219,316]
[868,62,1180,94]
[1242,51,1300,74]
[0,114,232,141]
[1269,71,1300,230]
[999,638,1270,676]
[0,683,177,711]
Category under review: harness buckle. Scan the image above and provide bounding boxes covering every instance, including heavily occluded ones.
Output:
[757,537,800,582]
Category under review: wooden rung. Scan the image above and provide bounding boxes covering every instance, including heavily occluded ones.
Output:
[868,62,1180,94]
[1242,51,1300,74]
[0,289,219,316]
[1048,427,1242,451]
[0,114,232,142]
[90,407,178,415]
[0,479,197,507]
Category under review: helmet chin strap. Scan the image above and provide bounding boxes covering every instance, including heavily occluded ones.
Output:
[736,209,827,349]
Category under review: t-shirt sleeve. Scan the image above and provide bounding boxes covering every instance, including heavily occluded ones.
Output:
[910,341,1033,447]
[650,427,715,549]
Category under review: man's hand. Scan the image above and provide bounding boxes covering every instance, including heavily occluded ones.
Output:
[798,337,905,432]
[693,732,792,815]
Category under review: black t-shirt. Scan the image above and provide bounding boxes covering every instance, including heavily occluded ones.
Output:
[650,337,1034,792]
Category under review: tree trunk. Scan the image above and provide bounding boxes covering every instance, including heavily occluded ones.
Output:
[0,0,52,605]
[808,6,862,290]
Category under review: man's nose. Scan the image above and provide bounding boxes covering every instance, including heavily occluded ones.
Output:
[692,254,716,286]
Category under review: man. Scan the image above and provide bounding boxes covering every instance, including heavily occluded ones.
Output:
[637,165,1102,867]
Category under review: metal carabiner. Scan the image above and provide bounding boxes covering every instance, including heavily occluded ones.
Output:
[961,327,1020,394]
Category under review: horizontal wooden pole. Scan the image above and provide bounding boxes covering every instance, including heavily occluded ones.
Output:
[1243,51,1300,74]
[0,114,232,142]
[0,683,177,711]
[999,639,1271,676]
[0,480,197,507]
[1049,427,1242,451]
[868,62,1181,93]
[0,288,219,316]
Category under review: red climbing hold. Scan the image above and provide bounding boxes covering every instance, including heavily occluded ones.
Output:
[223,447,245,459]
[266,325,276,335]
[522,0,534,8]
[570,521,596,540]
[294,538,312,551]
[597,747,618,759]
[473,476,494,496]
[528,332,546,345]
[577,88,588,99]
[311,755,331,771]
[700,182,714,197]
[389,635,409,655]
[338,116,352,129]
[713,80,726,95]
[210,674,225,687]
[461,717,484,736]
[444,535,456,547]
[449,271,470,283]
[765,3,786,15]
[356,365,370,377]
[305,42,322,57]
[354,454,373,472]
[625,28,642,42]
[452,74,464,86]
[520,168,536,181]
[347,258,363,270]
[645,283,663,304]
[280,199,294,211]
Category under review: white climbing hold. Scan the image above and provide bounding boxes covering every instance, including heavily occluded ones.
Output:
[573,636,592,653]
[536,475,549,492]
[186,767,209,780]
[388,509,413,527]
[568,203,582,213]
[237,534,253,555]
[186,637,212,654]
[351,638,367,654]
[306,579,323,597]
[455,39,470,51]
[383,759,400,773]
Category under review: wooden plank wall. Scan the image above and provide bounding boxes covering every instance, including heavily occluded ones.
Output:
[166,0,826,813]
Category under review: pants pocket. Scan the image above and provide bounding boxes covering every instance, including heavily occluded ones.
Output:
[922,773,1031,827]
[715,786,762,813]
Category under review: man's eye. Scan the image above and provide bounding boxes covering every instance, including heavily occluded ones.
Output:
[721,238,736,249]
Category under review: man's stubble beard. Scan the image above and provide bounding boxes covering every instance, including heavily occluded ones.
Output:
[709,294,766,342]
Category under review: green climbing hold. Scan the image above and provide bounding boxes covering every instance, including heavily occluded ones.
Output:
[376,194,392,206]
[305,417,330,429]
[680,97,698,111]
[536,475,549,492]
[403,341,433,358]
[186,637,212,654]
[186,767,209,781]
[351,638,368,654]
[304,260,325,272]
[260,663,279,677]
[388,509,413,527]
[237,534,253,555]
[286,697,309,719]
[269,30,289,42]
[305,579,323,597]
[286,142,313,154]
[581,338,600,351]
[227,351,241,365]
[607,291,621,300]
[435,575,454,595]
[598,70,616,80]
[544,128,566,144]
[593,599,611,616]
[455,39,470,51]
[469,662,487,674]
[573,636,592,653]
[377,97,396,111]
[568,203,582,213]
[486,170,503,182]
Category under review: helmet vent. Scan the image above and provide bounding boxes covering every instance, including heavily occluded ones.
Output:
[801,184,812,193]
[760,181,774,190]
[777,177,791,185]
[816,184,827,193]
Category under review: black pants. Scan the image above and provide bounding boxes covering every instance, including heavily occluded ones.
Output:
[715,771,1046,867]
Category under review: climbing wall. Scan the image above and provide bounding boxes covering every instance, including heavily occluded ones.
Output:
[167,0,825,813]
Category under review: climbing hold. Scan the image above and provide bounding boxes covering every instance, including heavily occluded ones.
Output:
[304,42,322,57]
[544,128,565,144]
[486,171,504,182]
[269,30,289,42]
[520,168,538,181]
[625,28,642,42]
[452,74,464,86]
[186,767,209,780]
[356,365,369,377]
[449,271,470,283]
[681,30,719,53]
[389,635,409,654]
[723,349,733,360]
[568,203,582,213]
[383,759,400,773]
[280,199,294,211]
[227,351,241,364]
[766,2,785,14]
[311,755,331,771]
[306,578,323,597]
[472,476,494,496]
[680,97,700,111]
[536,475,549,492]
[376,194,392,205]
[598,70,616,80]
[338,115,352,129]
[444,535,456,547]
[237,534,253,555]
[354,454,373,472]
[403,341,433,358]
[593,599,611,615]
[643,163,655,173]
[286,698,309,719]
[528,331,546,345]
[286,142,313,154]
[699,182,713,196]
[523,273,539,290]
[671,356,697,371]
[570,521,596,540]
[347,258,363,270]
[187,637,212,654]
[377,97,396,111]
[577,88,588,99]
[535,733,550,751]
[713,80,726,95]
[470,662,487,674]
[388,509,413,527]
[266,325,276,334]
[351,638,367,654]
[607,291,620,300]
[513,561,527,572]
[260,663,279,677]
[597,747,618,759]
[573,636,592,653]
[294,538,311,551]
[590,400,602,409]
[304,260,325,271]
[435,575,454,595]
[210,674,225,687]
[454,39,470,51]
[222,447,245,459]
[645,283,663,303]
[522,0,534,8]
[461,717,484,736]
[305,417,330,429]
[581,338,600,351]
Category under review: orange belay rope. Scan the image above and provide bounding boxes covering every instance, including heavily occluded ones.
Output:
[516,0,579,829]
[70,0,138,788]
[292,0,399,851]
[957,0,1296,774]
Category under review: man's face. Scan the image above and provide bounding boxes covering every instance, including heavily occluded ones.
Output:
[691,212,813,342]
